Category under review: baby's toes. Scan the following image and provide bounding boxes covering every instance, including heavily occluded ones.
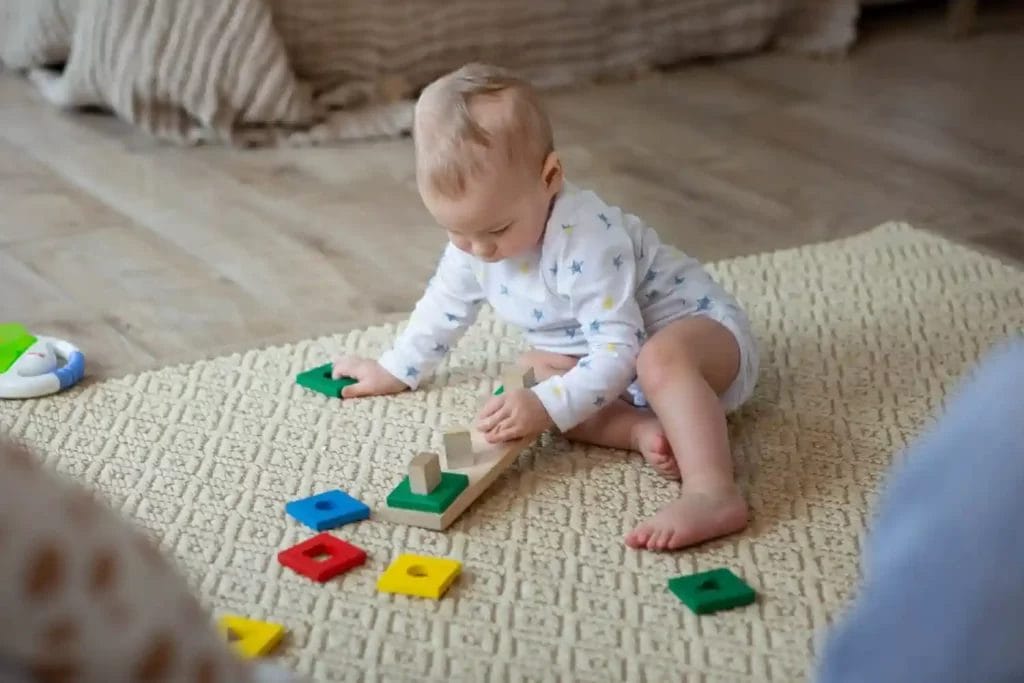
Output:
[625,523,653,549]
[648,454,681,480]
[651,528,675,548]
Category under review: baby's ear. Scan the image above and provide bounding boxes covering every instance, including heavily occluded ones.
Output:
[542,151,563,192]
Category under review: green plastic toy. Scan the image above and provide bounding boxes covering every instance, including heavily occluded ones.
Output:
[0,323,37,374]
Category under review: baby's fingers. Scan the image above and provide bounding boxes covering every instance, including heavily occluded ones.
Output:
[331,356,360,380]
[477,401,508,433]
[340,381,372,399]
[487,419,521,443]
[476,395,504,421]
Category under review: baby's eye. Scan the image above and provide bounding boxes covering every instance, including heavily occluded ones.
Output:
[491,224,511,234]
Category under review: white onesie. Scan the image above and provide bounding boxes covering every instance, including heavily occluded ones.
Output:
[379,183,758,432]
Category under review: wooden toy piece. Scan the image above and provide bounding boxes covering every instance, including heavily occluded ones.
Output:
[285,489,370,531]
[494,366,537,395]
[442,430,475,469]
[379,367,542,531]
[667,568,756,615]
[502,366,537,390]
[408,452,441,495]
[377,431,535,531]
[386,471,469,513]
[295,363,357,398]
[277,533,366,582]
[217,615,286,658]
[376,553,461,599]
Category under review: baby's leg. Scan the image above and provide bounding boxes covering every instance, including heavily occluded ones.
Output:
[625,317,749,551]
[517,351,679,479]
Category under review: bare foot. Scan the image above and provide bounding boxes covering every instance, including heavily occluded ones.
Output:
[625,482,748,551]
[631,417,680,480]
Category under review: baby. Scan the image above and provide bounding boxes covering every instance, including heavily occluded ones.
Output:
[333,63,759,551]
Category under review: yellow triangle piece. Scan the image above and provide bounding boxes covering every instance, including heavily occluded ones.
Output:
[217,615,285,659]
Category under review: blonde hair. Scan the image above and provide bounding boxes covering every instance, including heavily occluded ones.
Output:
[414,63,554,197]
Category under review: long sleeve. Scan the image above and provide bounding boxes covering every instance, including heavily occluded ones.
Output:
[531,206,644,431]
[378,244,485,389]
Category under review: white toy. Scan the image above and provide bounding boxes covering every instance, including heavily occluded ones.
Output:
[0,323,85,399]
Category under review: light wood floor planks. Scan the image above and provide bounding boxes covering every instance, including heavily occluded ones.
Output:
[1,3,1022,378]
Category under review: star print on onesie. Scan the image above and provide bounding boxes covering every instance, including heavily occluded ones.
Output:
[377,182,741,431]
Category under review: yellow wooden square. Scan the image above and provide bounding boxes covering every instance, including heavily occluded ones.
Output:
[217,615,285,658]
[376,553,461,599]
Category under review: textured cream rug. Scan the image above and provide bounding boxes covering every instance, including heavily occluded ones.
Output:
[2,223,1022,682]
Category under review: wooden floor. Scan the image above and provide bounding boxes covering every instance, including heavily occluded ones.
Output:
[2,3,1022,379]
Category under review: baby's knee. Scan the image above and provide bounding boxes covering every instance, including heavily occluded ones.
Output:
[636,342,702,395]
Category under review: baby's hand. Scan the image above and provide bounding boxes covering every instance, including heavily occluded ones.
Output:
[331,356,408,399]
[476,388,554,443]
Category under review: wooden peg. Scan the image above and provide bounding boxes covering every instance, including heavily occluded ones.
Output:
[442,430,474,469]
[502,366,537,391]
[409,452,441,495]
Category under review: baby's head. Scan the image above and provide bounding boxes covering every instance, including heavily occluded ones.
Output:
[414,63,562,262]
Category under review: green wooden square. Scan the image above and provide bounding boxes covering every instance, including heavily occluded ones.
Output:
[668,568,756,615]
[494,384,504,395]
[386,472,469,513]
[296,363,357,398]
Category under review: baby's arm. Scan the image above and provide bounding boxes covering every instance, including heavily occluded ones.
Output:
[365,244,484,392]
[532,206,644,431]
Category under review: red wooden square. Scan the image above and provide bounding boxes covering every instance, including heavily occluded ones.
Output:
[277,533,366,582]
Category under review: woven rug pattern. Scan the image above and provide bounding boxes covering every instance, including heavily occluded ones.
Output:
[2,223,1022,682]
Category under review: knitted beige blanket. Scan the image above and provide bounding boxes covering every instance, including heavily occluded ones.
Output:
[0,0,858,146]
[2,223,1021,681]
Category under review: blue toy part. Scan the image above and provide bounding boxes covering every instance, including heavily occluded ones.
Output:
[0,335,86,399]
[285,490,370,531]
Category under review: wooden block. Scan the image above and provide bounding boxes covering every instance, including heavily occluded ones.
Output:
[667,568,757,615]
[501,366,537,391]
[376,553,461,599]
[295,363,357,398]
[284,489,369,531]
[217,615,286,658]
[378,431,535,531]
[408,451,441,494]
[277,533,366,582]
[387,471,469,512]
[442,430,474,469]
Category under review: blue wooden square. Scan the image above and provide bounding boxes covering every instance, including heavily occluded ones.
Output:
[285,490,369,531]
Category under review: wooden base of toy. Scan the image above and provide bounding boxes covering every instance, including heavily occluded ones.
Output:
[377,430,534,531]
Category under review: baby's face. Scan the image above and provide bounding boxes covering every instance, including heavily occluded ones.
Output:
[422,160,559,263]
